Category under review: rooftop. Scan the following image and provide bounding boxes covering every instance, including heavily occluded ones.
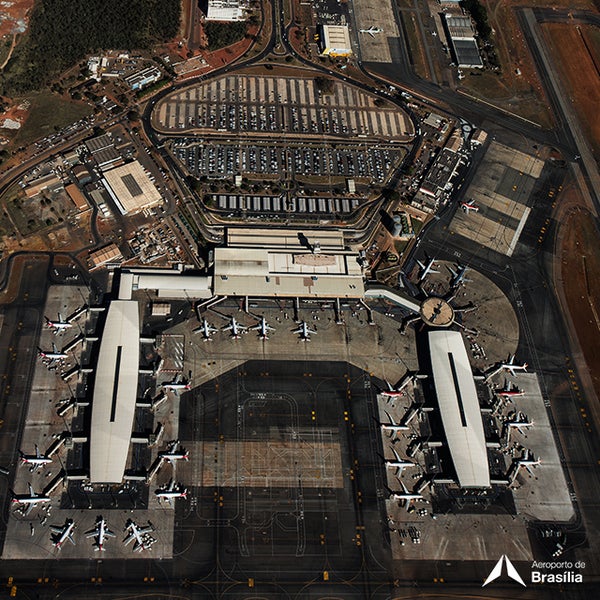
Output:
[428,330,490,488]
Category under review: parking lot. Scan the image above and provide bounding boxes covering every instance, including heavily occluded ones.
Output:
[173,140,403,182]
[154,74,414,139]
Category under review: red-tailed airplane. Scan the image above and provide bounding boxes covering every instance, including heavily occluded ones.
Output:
[20,445,52,471]
[460,200,479,214]
[85,516,115,552]
[50,519,76,549]
[45,313,72,334]
[158,440,189,464]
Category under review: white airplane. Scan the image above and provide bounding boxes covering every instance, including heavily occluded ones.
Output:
[251,317,275,340]
[222,317,247,339]
[379,410,410,441]
[516,449,541,475]
[123,519,156,553]
[380,372,417,400]
[38,343,68,362]
[20,445,52,471]
[503,412,534,442]
[162,374,191,396]
[85,516,116,552]
[389,479,423,511]
[45,314,72,334]
[359,26,383,38]
[292,321,317,341]
[495,379,525,398]
[385,446,415,474]
[158,440,189,464]
[416,256,439,282]
[448,264,472,288]
[155,480,187,505]
[501,355,528,376]
[193,319,218,341]
[50,519,76,549]
[460,200,479,214]
[11,484,51,515]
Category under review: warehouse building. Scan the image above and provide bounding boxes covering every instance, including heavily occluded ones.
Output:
[102,161,163,215]
[318,24,353,57]
[205,0,245,21]
[444,14,483,68]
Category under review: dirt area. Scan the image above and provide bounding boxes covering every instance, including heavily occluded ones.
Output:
[541,22,600,158]
[0,0,32,40]
[559,184,600,403]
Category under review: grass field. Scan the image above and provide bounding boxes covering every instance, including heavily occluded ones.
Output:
[11,92,92,147]
[541,23,600,157]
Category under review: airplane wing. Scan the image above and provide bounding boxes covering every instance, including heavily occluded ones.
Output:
[383,410,397,426]
[28,483,36,497]
[398,478,409,494]
[123,532,135,546]
[391,446,404,463]
[104,527,116,538]
[50,526,63,534]
[85,528,98,538]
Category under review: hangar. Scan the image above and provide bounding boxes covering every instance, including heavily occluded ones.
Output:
[318,24,353,57]
[89,300,140,483]
[428,330,490,488]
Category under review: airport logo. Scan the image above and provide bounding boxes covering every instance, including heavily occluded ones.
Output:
[482,555,527,587]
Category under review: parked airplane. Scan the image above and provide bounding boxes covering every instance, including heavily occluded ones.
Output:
[50,519,76,549]
[390,479,423,511]
[155,480,187,505]
[45,314,72,334]
[251,317,275,340]
[193,319,218,341]
[292,321,317,341]
[20,445,52,471]
[85,516,116,552]
[501,355,528,376]
[379,410,410,441]
[416,256,439,282]
[359,26,383,38]
[460,200,480,214]
[495,379,525,398]
[38,343,68,362]
[11,484,51,515]
[380,372,417,400]
[486,355,528,381]
[385,446,415,474]
[123,519,156,552]
[158,440,189,464]
[516,449,541,475]
[162,374,191,396]
[222,317,247,339]
[448,264,472,288]
[503,412,534,442]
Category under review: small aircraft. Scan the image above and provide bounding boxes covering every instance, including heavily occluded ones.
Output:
[389,479,423,511]
[158,440,189,464]
[503,411,534,442]
[359,26,383,38]
[501,355,528,377]
[38,343,68,362]
[251,317,275,340]
[85,516,116,552]
[416,256,439,282]
[155,480,187,505]
[448,264,472,288]
[379,410,410,441]
[460,200,480,214]
[385,446,415,474]
[123,519,156,553]
[193,319,218,341]
[495,379,525,398]
[292,321,317,342]
[20,445,52,471]
[45,314,72,334]
[162,374,191,396]
[11,484,51,515]
[50,519,76,549]
[222,317,247,339]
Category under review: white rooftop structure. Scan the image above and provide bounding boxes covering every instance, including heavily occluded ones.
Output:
[205,0,244,21]
[102,161,162,215]
[213,246,364,298]
[428,330,490,488]
[90,300,140,483]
